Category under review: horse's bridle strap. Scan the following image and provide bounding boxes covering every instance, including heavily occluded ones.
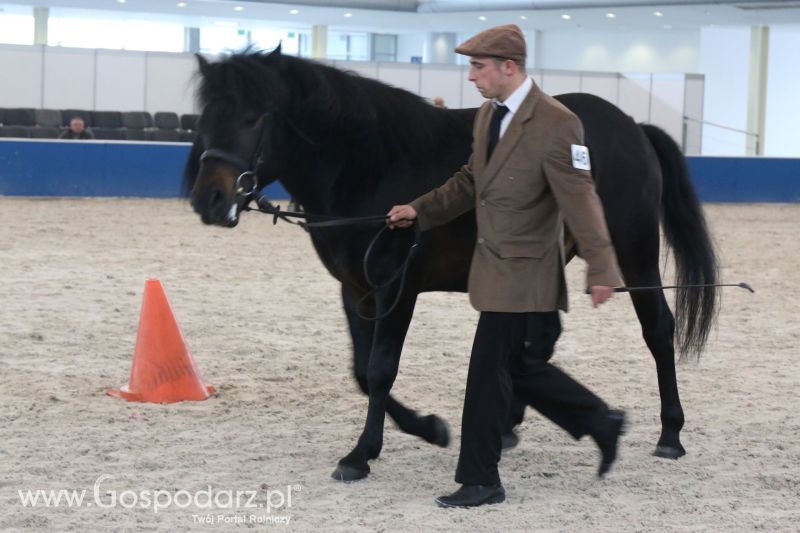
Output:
[200,148,250,171]
[246,193,421,322]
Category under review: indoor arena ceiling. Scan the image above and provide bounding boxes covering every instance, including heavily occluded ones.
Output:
[2,0,800,32]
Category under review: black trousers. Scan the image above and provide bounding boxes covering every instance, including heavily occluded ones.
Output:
[455,311,608,486]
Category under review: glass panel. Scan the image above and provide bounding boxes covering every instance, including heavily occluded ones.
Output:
[0,14,34,45]
[328,31,369,61]
[48,16,183,52]
[199,25,249,54]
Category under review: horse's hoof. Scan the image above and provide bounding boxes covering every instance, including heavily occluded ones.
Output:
[501,430,520,451]
[331,462,370,482]
[653,445,686,459]
[423,414,450,448]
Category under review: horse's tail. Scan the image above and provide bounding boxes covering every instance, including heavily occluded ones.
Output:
[641,123,719,361]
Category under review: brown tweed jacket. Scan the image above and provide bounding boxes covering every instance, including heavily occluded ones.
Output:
[410,80,622,312]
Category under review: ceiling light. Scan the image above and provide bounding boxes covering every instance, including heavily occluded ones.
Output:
[478,15,487,21]
[117,0,126,4]
[344,12,353,17]
[561,14,571,20]
[653,11,663,17]
[233,5,244,11]
[606,13,616,18]
[177,1,187,6]
[519,15,527,20]
[290,9,299,15]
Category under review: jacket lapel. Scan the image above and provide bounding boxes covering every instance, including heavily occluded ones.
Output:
[472,102,493,177]
[481,82,541,183]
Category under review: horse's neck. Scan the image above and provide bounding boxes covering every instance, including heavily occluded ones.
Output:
[281,161,373,217]
[278,107,472,217]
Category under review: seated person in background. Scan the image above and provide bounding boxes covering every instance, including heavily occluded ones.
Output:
[59,116,94,140]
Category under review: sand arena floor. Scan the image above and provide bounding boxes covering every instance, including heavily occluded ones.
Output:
[1,198,798,532]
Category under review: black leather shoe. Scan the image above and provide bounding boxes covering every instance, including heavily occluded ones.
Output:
[501,429,520,450]
[435,483,505,508]
[592,409,627,478]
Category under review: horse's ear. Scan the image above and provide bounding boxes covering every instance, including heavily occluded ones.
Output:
[268,42,282,58]
[196,53,212,77]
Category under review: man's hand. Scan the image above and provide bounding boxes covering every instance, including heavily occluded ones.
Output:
[387,205,417,229]
[589,285,614,308]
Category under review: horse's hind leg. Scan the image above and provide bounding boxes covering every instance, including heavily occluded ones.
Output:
[335,287,448,481]
[619,261,686,459]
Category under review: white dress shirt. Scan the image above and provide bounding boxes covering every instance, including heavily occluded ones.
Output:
[495,76,533,139]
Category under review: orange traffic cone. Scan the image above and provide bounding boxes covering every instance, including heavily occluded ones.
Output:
[107,279,215,403]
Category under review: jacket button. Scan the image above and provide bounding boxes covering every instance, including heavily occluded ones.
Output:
[508,176,515,180]
[480,200,486,206]
[478,237,485,244]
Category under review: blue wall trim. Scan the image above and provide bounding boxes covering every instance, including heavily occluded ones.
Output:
[1,140,799,202]
[686,156,800,203]
[0,140,289,199]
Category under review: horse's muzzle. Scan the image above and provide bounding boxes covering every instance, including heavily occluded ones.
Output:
[194,186,239,227]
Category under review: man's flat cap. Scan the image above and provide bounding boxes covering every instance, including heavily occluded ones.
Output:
[455,24,526,63]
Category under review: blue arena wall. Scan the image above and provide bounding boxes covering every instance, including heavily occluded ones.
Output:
[1,139,799,202]
[0,139,289,199]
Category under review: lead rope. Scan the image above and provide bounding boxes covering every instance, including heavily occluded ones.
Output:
[246,195,421,321]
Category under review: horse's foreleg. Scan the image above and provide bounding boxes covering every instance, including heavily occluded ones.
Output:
[333,291,421,482]
[341,286,449,448]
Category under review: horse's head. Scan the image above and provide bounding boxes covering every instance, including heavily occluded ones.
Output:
[185,47,290,226]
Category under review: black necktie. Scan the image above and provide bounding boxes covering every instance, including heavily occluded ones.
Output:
[487,103,509,161]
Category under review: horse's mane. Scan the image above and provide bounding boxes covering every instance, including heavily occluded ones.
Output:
[199,50,471,172]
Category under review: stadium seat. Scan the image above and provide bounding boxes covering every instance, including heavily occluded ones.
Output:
[92,127,125,140]
[92,111,123,129]
[154,112,180,130]
[180,113,199,131]
[61,109,92,127]
[0,125,32,138]
[4,108,37,126]
[151,129,180,142]
[122,111,153,130]
[34,109,63,128]
[29,127,60,139]
[124,128,149,141]
[179,130,197,143]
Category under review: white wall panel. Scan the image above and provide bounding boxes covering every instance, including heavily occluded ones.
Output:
[580,72,619,106]
[540,71,580,96]
[618,73,652,124]
[145,53,198,115]
[650,73,686,144]
[699,27,750,155]
[43,47,95,110]
[95,50,146,111]
[764,26,800,157]
[420,65,461,108]
[376,63,420,94]
[683,74,704,155]
[460,68,485,109]
[537,30,700,73]
[0,45,43,107]
[529,70,543,87]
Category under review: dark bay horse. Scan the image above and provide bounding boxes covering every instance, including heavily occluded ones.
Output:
[183,48,718,482]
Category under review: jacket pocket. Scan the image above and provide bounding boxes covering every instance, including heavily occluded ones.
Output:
[497,239,546,259]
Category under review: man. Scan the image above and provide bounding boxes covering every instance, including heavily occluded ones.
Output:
[59,116,94,140]
[433,96,447,108]
[387,25,627,508]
